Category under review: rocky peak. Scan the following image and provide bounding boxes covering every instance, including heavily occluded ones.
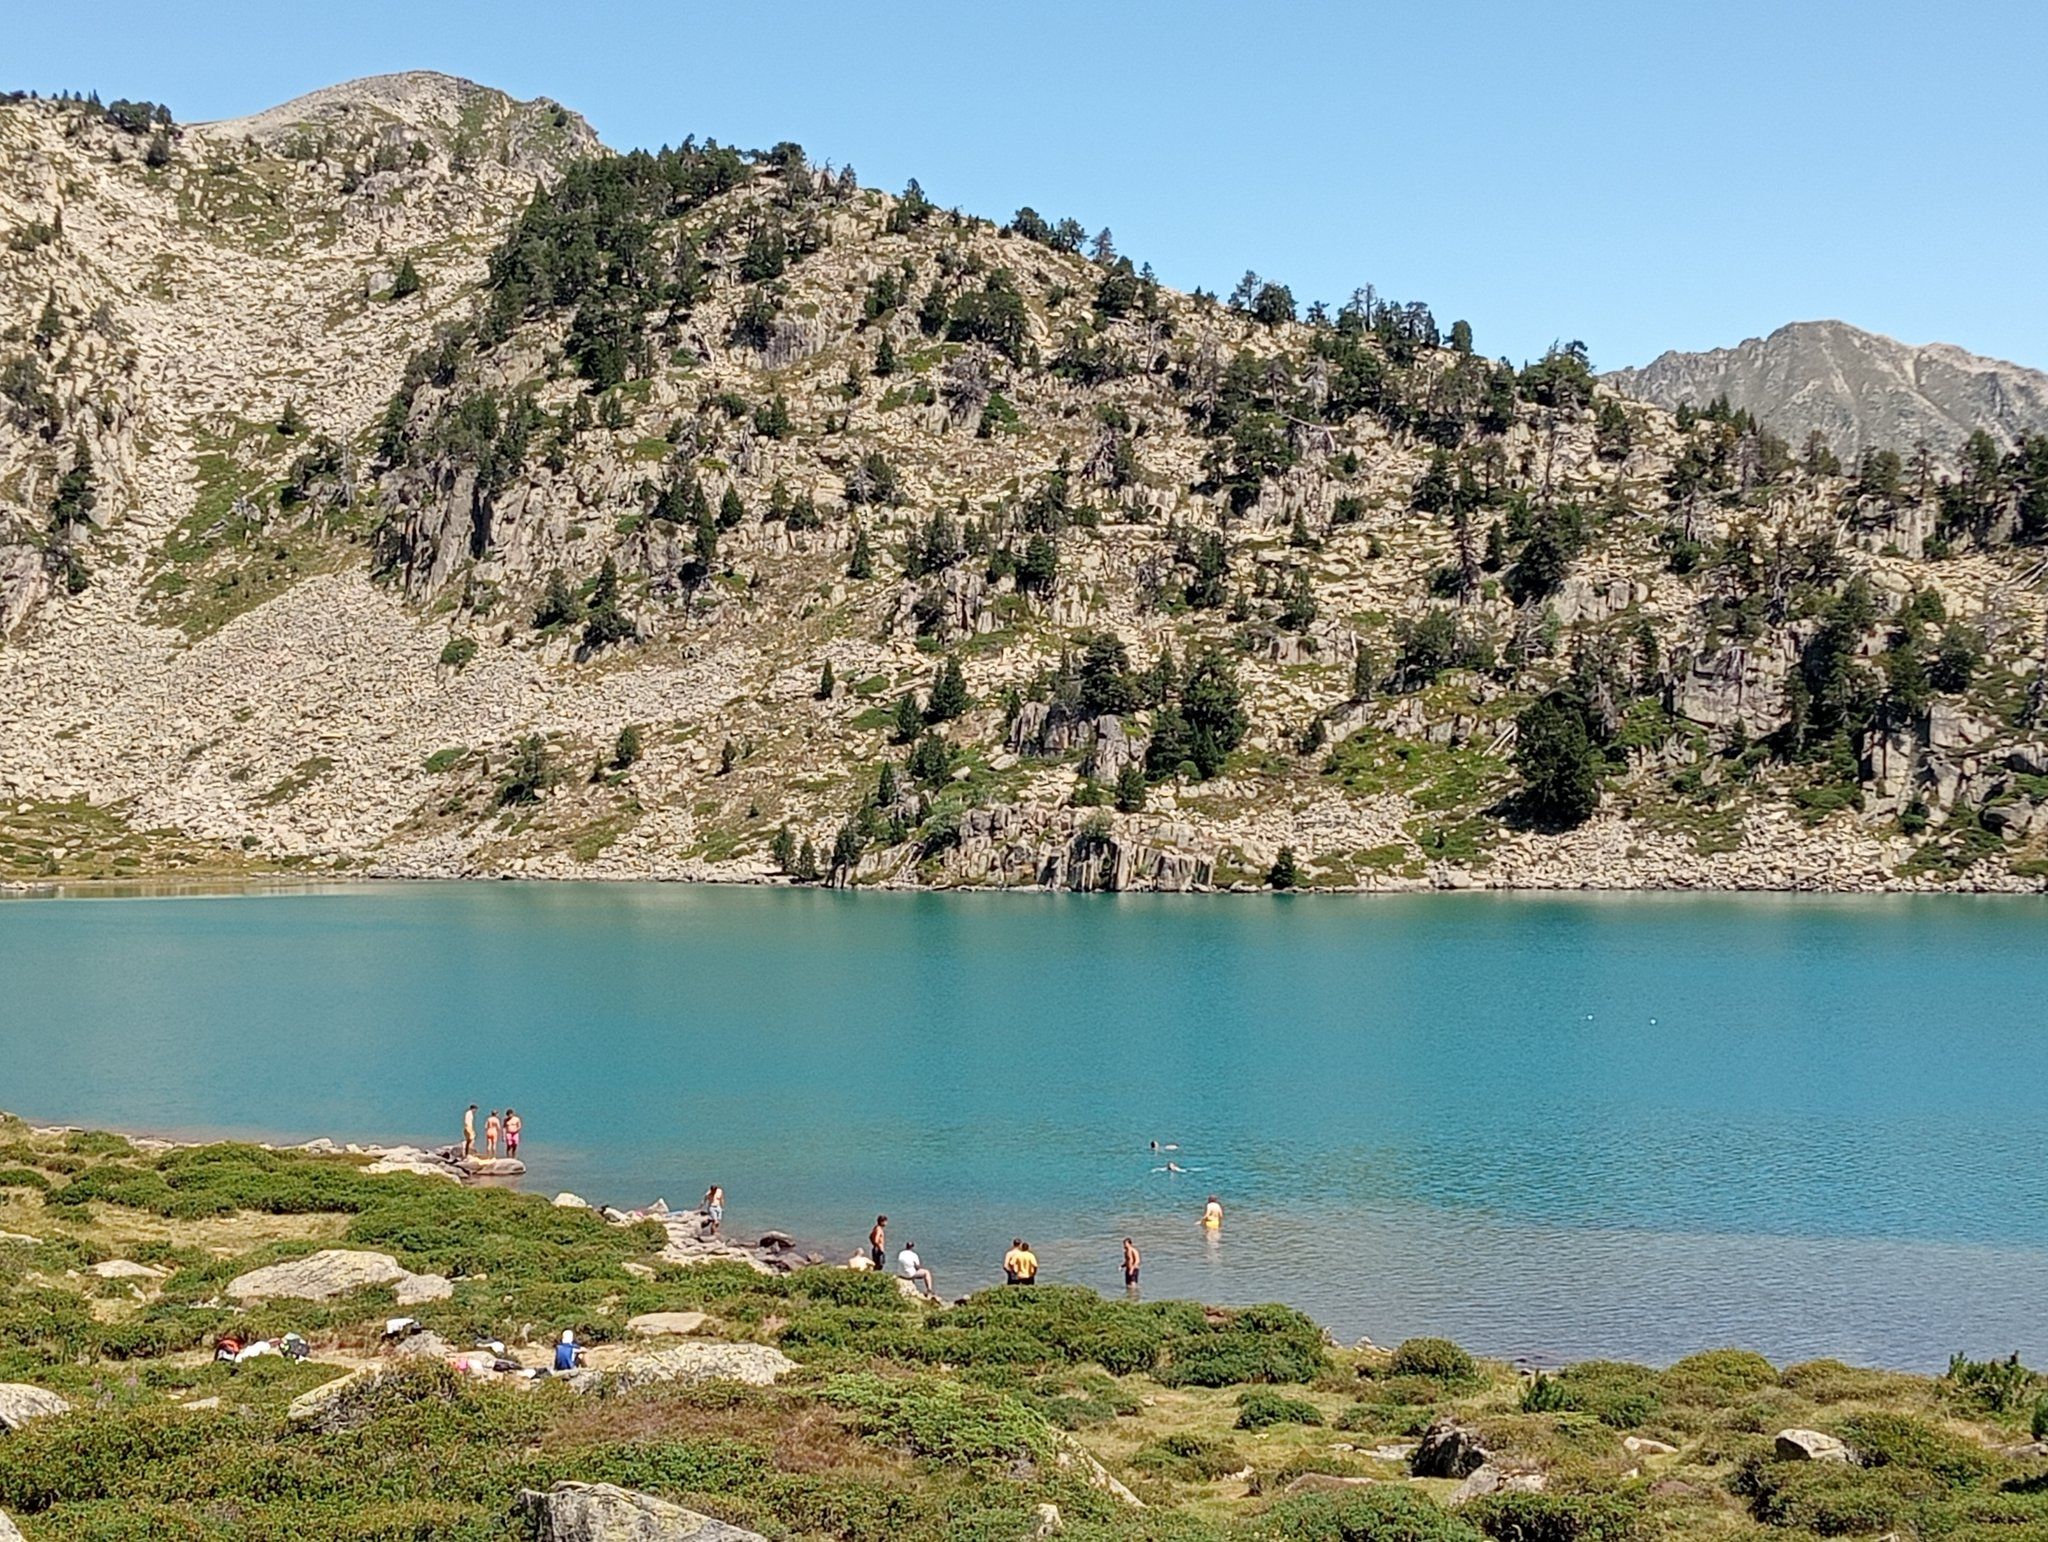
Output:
[1605,319,2048,463]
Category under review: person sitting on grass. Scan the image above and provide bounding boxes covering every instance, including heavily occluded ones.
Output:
[553,1330,585,1371]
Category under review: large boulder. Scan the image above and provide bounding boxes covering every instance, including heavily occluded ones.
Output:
[1412,1419,1492,1479]
[626,1311,708,1338]
[228,1249,408,1301]
[394,1271,454,1305]
[517,1481,767,1540]
[615,1343,795,1390]
[1775,1428,1853,1464]
[287,1371,374,1431]
[0,1508,24,1540]
[0,1384,69,1432]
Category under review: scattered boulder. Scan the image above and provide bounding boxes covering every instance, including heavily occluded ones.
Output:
[553,1192,589,1209]
[1412,1419,1492,1479]
[0,1384,69,1431]
[1775,1428,1853,1463]
[626,1311,708,1338]
[1624,1435,1679,1456]
[287,1370,373,1430]
[1280,1474,1383,1497]
[90,1258,166,1280]
[1031,1502,1063,1536]
[1051,1435,1143,1508]
[517,1481,767,1541]
[228,1249,408,1301]
[458,1157,526,1178]
[394,1271,454,1305]
[615,1343,796,1390]
[1449,1465,1547,1504]
[386,1331,456,1361]
[0,1509,21,1541]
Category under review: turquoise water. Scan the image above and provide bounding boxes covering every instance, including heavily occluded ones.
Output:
[2,883,2045,1369]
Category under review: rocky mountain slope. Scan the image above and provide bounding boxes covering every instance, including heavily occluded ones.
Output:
[4,76,2048,893]
[1607,320,2048,464]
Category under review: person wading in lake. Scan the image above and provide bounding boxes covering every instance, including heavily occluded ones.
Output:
[462,1104,476,1158]
[1203,1195,1223,1230]
[869,1215,888,1271]
[484,1110,501,1159]
[1004,1239,1038,1285]
[703,1184,724,1237]
[1123,1237,1141,1292]
[503,1109,521,1159]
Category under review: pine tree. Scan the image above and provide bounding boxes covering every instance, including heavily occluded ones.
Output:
[873,335,897,376]
[893,693,924,743]
[534,568,579,630]
[847,528,874,580]
[719,738,738,775]
[389,254,422,300]
[770,824,796,873]
[718,485,746,529]
[1114,764,1147,813]
[581,556,633,649]
[815,660,836,699]
[277,399,305,437]
[876,761,899,807]
[1269,846,1300,889]
[925,655,969,723]
[794,838,819,882]
[611,724,642,770]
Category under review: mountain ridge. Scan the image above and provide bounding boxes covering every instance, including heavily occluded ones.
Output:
[1606,320,2048,464]
[3,77,2048,895]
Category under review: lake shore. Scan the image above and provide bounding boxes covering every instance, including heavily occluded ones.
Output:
[3,1114,2048,1542]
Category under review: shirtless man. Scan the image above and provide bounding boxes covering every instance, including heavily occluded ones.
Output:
[869,1215,888,1271]
[462,1104,476,1158]
[1122,1237,1141,1291]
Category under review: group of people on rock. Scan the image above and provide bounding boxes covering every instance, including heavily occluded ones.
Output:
[460,1103,522,1160]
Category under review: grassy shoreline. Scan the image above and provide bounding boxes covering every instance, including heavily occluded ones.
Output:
[2,1116,2046,1540]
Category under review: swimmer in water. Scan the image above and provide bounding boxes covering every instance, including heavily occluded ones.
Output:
[1202,1195,1223,1229]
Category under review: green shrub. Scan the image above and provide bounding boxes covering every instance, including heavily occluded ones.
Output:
[1236,1389,1326,1430]
[820,1372,1051,1470]
[1837,1411,1998,1485]
[1130,1431,1248,1482]
[1518,1362,1660,1430]
[0,1165,50,1190]
[1740,1458,1929,1535]
[1943,1352,2040,1415]
[1387,1337,1479,1386]
[1464,1490,1643,1542]
[1244,1483,1481,1540]
[439,636,479,670]
[1659,1349,1777,1403]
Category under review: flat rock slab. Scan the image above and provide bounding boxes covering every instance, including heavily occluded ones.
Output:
[520,1481,767,1541]
[227,1248,447,1304]
[0,1508,22,1541]
[0,1384,70,1431]
[615,1343,796,1390]
[90,1258,166,1280]
[1775,1428,1853,1463]
[288,1370,373,1430]
[230,1249,407,1301]
[394,1271,454,1305]
[626,1311,708,1337]
[457,1156,526,1177]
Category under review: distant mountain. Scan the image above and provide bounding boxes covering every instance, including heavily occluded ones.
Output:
[1606,320,2048,462]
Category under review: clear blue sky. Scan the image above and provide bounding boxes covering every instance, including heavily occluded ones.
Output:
[14,0,2046,370]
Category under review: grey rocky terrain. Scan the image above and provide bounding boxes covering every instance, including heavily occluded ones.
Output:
[4,75,2048,893]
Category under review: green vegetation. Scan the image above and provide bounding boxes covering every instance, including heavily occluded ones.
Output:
[3,1122,2048,1540]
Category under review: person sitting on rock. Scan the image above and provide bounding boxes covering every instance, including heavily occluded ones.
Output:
[553,1330,584,1372]
[897,1242,937,1299]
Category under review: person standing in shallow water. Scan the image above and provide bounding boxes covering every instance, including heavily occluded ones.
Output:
[1123,1237,1141,1292]
[1202,1195,1223,1230]
[462,1104,476,1158]
[484,1110,501,1159]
